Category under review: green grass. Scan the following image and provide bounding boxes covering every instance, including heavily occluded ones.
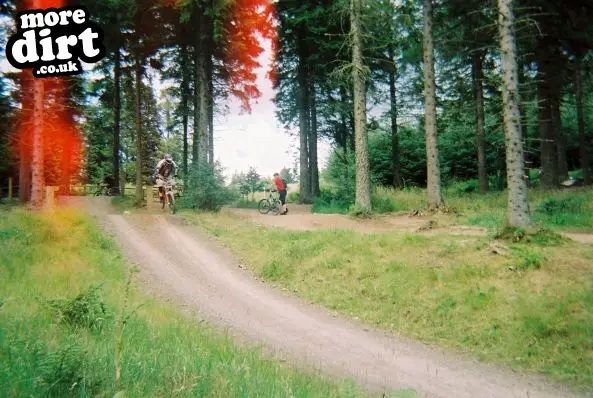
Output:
[0,207,370,397]
[231,199,260,209]
[184,210,593,391]
[111,195,138,211]
[368,186,593,232]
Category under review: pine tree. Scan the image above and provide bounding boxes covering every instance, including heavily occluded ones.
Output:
[497,0,531,227]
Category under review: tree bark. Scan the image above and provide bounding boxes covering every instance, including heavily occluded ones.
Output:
[206,0,215,165]
[297,28,311,203]
[113,44,122,194]
[497,0,531,227]
[388,47,402,189]
[351,0,371,212]
[422,0,443,209]
[536,41,557,188]
[19,73,32,202]
[195,8,209,169]
[575,58,591,185]
[181,44,190,177]
[192,12,201,167]
[472,52,488,193]
[134,55,144,204]
[30,78,44,208]
[309,82,320,197]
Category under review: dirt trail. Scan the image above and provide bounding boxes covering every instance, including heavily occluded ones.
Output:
[226,206,593,243]
[79,198,584,398]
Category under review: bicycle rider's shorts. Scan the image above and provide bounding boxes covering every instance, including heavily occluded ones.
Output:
[155,176,172,188]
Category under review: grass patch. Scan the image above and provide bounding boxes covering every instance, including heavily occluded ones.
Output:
[231,199,260,209]
[319,185,593,233]
[184,210,593,390]
[111,195,138,212]
[0,207,366,397]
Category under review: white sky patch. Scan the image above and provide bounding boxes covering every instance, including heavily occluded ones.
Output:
[211,38,331,180]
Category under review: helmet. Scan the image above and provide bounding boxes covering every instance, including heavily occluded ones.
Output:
[164,153,172,162]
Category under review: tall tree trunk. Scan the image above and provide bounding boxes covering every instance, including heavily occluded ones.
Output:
[181,44,190,177]
[30,78,44,208]
[472,52,488,193]
[192,14,200,167]
[206,0,215,165]
[422,0,443,209]
[113,45,121,194]
[134,55,144,204]
[575,58,591,185]
[388,47,402,189]
[196,9,209,167]
[19,74,32,202]
[297,29,311,203]
[536,41,557,188]
[497,0,530,227]
[351,0,371,212]
[309,82,320,197]
[575,57,592,185]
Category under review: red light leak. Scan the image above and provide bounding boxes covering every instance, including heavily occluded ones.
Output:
[14,0,83,198]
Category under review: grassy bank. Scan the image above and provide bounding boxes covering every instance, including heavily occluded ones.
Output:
[185,210,593,390]
[0,206,366,397]
[312,186,593,233]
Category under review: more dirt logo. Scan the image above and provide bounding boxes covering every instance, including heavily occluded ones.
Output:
[5,6,105,78]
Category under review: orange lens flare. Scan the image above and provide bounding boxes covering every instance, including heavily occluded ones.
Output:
[13,0,83,198]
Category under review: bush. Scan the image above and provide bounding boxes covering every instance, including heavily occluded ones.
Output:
[311,187,352,214]
[39,343,87,394]
[287,192,300,203]
[371,193,396,213]
[47,285,112,333]
[179,162,234,211]
[447,179,479,196]
[232,199,259,209]
[535,196,585,215]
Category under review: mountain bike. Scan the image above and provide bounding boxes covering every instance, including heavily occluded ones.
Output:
[159,181,177,214]
[258,190,281,215]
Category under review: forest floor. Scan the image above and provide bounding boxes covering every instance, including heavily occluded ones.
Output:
[81,196,591,397]
[226,204,593,244]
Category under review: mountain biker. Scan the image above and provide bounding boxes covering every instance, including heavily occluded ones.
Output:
[271,172,288,215]
[154,154,177,202]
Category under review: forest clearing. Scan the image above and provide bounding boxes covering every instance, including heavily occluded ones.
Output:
[2,0,593,396]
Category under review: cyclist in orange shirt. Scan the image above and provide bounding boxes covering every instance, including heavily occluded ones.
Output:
[272,172,288,215]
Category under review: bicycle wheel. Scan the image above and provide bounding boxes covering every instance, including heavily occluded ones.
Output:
[271,200,281,215]
[258,199,271,215]
[168,194,176,214]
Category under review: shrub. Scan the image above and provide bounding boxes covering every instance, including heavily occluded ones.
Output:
[371,193,396,213]
[179,161,234,211]
[287,192,300,203]
[535,196,585,215]
[47,285,112,333]
[39,343,89,395]
[448,179,479,196]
